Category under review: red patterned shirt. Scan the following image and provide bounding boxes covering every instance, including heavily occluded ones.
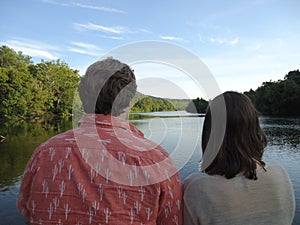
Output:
[17,114,183,225]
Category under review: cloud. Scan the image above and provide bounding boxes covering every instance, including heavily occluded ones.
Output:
[68,41,102,56]
[160,36,184,41]
[245,43,262,51]
[193,22,232,35]
[98,35,124,40]
[72,3,126,14]
[41,0,125,13]
[68,42,102,56]
[139,29,152,33]
[228,37,239,46]
[110,36,124,40]
[2,39,59,60]
[198,33,204,42]
[40,0,69,6]
[74,22,130,34]
[209,36,239,46]
[69,41,98,49]
[209,37,224,44]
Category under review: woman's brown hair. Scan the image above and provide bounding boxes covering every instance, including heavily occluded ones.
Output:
[202,91,267,180]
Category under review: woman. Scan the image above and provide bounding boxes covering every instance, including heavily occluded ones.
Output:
[183,91,295,225]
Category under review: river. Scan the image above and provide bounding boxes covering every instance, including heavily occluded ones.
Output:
[0,112,299,224]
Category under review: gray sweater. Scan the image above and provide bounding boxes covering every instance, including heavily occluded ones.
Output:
[183,163,295,225]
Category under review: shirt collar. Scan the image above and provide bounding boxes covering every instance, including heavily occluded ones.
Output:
[78,114,143,136]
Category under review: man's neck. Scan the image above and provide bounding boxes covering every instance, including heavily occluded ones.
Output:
[118,106,130,120]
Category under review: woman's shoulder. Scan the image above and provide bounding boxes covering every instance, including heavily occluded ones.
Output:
[183,162,291,190]
[259,161,293,184]
[262,161,290,176]
[183,171,218,190]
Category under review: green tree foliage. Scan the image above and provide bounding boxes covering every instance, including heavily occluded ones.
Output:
[185,97,208,113]
[245,70,300,116]
[130,92,189,111]
[0,46,37,118]
[0,45,80,120]
[165,98,190,110]
[131,96,176,112]
[29,60,80,115]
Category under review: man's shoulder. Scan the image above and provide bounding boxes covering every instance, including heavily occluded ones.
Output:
[39,128,77,148]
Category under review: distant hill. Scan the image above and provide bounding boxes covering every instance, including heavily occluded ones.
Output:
[130,92,191,112]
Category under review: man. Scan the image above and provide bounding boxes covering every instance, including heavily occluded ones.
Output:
[17,58,182,225]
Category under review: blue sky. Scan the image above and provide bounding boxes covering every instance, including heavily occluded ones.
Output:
[1,0,299,99]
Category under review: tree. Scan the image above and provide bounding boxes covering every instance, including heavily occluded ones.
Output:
[131,96,176,112]
[244,70,300,116]
[284,70,300,85]
[186,97,208,113]
[0,45,80,120]
[0,46,38,119]
[30,60,80,115]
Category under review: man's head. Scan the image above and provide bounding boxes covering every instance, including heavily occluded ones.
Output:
[78,58,137,116]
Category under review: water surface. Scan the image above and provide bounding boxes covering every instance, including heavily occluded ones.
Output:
[0,113,298,224]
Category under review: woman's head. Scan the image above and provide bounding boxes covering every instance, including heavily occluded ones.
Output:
[78,58,137,116]
[202,91,267,180]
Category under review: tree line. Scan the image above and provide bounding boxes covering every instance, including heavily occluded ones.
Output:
[185,97,208,113]
[131,93,176,112]
[244,70,300,116]
[185,70,300,116]
[0,45,80,121]
[130,93,193,112]
[1,45,299,120]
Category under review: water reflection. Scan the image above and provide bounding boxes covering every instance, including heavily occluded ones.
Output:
[129,111,204,120]
[0,118,73,192]
[260,116,300,149]
[0,114,299,224]
[260,117,300,225]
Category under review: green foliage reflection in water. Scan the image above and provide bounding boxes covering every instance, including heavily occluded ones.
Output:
[0,119,73,190]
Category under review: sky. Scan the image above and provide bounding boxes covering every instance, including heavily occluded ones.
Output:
[1,0,300,99]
